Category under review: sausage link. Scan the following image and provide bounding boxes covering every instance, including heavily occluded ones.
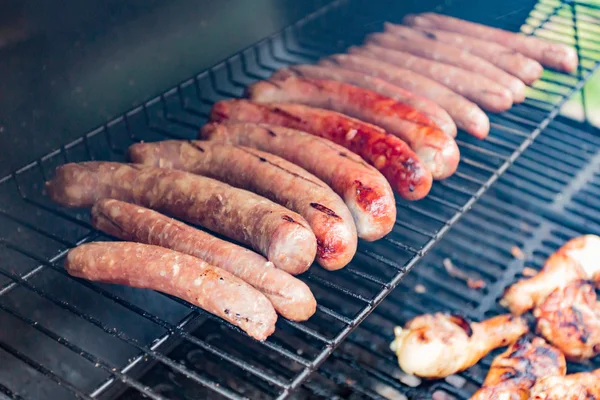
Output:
[351,44,513,113]
[209,99,433,200]
[128,141,356,271]
[271,65,457,137]
[46,162,316,274]
[403,12,578,72]
[200,122,396,241]
[368,29,526,102]
[247,76,459,180]
[387,25,543,85]
[66,242,277,340]
[322,54,489,138]
[91,199,316,320]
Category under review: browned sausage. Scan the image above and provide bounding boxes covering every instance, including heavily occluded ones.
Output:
[65,242,278,340]
[209,99,433,200]
[366,29,526,102]
[200,122,396,241]
[246,76,459,180]
[351,44,513,113]
[46,162,316,275]
[403,12,578,72]
[128,141,356,271]
[322,54,489,138]
[386,25,543,85]
[271,66,457,137]
[91,199,316,320]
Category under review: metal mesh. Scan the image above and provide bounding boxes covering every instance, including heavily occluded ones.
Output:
[0,0,599,399]
[295,116,600,400]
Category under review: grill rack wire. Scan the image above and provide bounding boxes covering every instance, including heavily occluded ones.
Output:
[0,0,600,399]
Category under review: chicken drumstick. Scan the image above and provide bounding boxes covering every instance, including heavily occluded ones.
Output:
[534,280,600,361]
[390,313,528,378]
[470,337,566,400]
[501,235,600,315]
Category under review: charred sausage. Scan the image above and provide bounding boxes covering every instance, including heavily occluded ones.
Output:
[91,199,316,320]
[386,25,543,85]
[209,99,433,200]
[128,141,357,271]
[247,76,459,180]
[367,29,526,102]
[403,12,578,72]
[66,242,278,340]
[322,54,489,138]
[351,44,514,113]
[200,122,396,241]
[271,66,457,138]
[46,162,316,275]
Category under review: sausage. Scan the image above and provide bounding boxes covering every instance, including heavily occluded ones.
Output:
[46,162,316,275]
[247,76,459,180]
[200,122,396,241]
[271,66,457,138]
[403,12,578,73]
[351,44,513,113]
[386,25,543,85]
[128,141,356,271]
[367,29,526,103]
[65,242,277,340]
[322,54,489,139]
[91,199,316,320]
[209,99,433,200]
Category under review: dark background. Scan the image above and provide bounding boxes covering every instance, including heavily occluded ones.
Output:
[0,0,328,177]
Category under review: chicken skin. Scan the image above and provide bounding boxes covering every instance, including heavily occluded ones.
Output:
[530,369,600,400]
[534,280,600,361]
[501,235,600,315]
[390,313,528,378]
[470,337,566,400]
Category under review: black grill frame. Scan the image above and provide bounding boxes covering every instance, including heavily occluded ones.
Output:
[0,0,599,399]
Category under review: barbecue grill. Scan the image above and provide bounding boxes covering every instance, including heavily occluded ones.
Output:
[1,0,599,398]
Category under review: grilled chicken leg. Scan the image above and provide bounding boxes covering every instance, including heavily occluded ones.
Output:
[470,337,566,400]
[501,235,600,315]
[534,280,600,361]
[530,369,600,400]
[390,313,528,378]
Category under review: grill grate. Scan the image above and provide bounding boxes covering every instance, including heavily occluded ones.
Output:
[0,0,599,399]
[297,118,600,400]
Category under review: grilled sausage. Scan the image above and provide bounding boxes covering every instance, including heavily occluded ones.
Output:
[247,76,459,180]
[387,25,543,85]
[46,162,316,275]
[209,99,433,200]
[271,66,457,137]
[91,199,316,320]
[403,12,578,72]
[351,44,514,113]
[128,141,356,271]
[65,242,278,340]
[367,29,526,102]
[322,54,489,138]
[200,122,396,241]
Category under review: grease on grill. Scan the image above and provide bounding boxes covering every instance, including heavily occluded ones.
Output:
[511,246,526,260]
[443,258,486,290]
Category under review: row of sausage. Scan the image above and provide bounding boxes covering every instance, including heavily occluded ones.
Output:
[212,12,578,201]
[47,13,579,340]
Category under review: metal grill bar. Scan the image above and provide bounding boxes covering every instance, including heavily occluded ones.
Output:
[0,297,165,400]
[0,243,245,400]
